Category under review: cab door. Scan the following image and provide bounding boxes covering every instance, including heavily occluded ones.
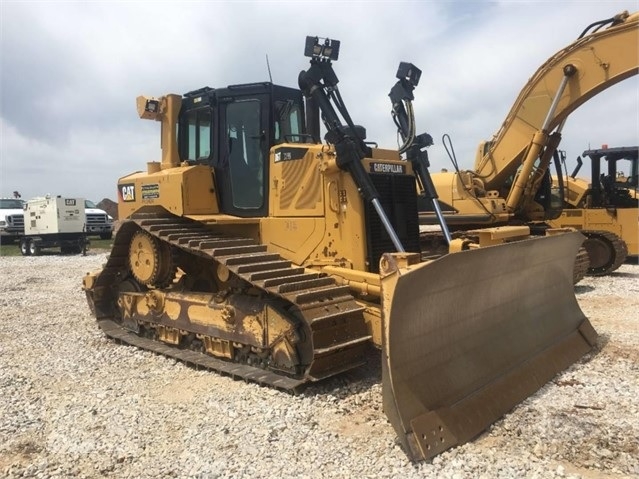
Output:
[216,96,270,217]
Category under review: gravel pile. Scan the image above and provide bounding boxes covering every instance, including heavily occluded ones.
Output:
[0,252,637,478]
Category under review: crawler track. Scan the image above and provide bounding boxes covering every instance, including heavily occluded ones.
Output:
[97,318,306,390]
[573,247,590,284]
[85,212,371,392]
[582,230,628,276]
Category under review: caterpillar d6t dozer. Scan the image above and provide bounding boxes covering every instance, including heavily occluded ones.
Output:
[83,36,596,461]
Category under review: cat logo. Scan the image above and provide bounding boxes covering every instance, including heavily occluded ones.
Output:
[120,184,136,202]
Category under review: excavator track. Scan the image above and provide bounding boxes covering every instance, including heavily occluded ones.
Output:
[573,246,590,284]
[86,212,371,392]
[581,230,628,276]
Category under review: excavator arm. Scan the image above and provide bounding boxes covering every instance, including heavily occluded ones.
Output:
[475,10,638,203]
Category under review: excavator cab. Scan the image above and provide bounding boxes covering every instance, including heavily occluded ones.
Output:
[550,146,637,274]
[584,147,639,207]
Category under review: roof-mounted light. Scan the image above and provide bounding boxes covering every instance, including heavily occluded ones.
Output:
[304,36,340,61]
[136,96,163,121]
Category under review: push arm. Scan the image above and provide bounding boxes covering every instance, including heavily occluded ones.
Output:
[298,36,406,252]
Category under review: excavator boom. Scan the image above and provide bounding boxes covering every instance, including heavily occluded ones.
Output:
[476,10,639,191]
[426,11,638,226]
[420,10,638,284]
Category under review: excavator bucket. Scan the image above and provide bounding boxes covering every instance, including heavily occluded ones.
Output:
[380,231,597,460]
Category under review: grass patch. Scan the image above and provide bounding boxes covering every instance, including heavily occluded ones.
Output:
[89,238,114,250]
[0,237,113,257]
[0,242,21,257]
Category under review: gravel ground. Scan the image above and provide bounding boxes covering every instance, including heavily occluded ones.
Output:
[0,252,637,478]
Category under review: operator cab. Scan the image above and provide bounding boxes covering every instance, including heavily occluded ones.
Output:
[585,146,639,207]
[177,83,307,217]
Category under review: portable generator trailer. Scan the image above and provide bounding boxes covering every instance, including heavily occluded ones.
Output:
[20,196,88,256]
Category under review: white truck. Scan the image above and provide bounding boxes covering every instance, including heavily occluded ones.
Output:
[84,200,114,239]
[0,198,25,243]
[20,196,88,255]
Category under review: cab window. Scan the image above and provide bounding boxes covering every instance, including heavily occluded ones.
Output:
[227,100,264,209]
[185,109,212,161]
[274,100,303,144]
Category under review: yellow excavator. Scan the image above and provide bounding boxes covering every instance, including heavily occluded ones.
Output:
[83,36,595,461]
[419,11,638,275]
[548,146,638,274]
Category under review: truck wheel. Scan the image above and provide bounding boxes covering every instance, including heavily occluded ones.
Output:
[20,239,31,256]
[29,241,40,256]
[99,232,112,240]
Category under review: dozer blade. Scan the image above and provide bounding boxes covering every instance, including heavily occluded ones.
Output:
[380,231,597,461]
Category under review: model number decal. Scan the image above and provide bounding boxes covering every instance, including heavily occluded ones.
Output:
[120,184,136,202]
[141,183,160,200]
[369,162,406,174]
[274,147,308,162]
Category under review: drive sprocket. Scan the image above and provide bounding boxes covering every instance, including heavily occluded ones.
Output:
[128,230,176,287]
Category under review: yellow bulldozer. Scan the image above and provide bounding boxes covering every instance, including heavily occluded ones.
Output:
[419,11,638,279]
[83,35,595,461]
[548,146,638,274]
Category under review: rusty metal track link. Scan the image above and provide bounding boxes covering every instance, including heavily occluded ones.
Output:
[98,319,306,391]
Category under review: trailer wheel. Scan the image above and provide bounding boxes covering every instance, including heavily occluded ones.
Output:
[29,241,41,256]
[20,239,31,256]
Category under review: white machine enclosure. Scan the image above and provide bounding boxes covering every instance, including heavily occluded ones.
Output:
[25,196,86,235]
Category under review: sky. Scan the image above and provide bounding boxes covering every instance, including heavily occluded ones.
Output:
[1,0,638,202]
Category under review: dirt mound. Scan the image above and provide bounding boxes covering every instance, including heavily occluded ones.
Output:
[96,198,118,220]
